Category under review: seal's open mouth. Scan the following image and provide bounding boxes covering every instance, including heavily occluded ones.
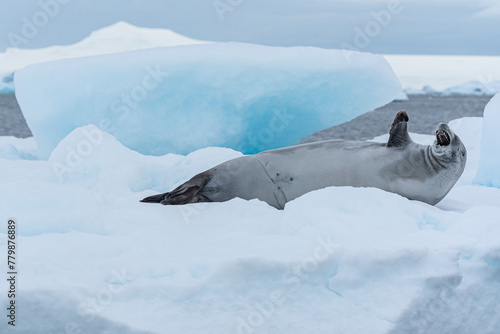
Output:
[436,130,451,146]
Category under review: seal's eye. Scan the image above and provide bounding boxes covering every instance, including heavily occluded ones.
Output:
[436,130,451,146]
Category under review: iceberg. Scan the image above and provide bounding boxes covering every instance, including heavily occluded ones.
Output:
[475,93,500,187]
[15,43,401,158]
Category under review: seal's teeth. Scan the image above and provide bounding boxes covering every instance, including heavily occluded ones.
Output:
[436,130,451,146]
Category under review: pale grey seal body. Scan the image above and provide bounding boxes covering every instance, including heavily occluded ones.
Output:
[142,111,467,209]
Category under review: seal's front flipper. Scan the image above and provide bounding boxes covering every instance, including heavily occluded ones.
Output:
[390,110,409,128]
[140,171,213,205]
[386,110,413,148]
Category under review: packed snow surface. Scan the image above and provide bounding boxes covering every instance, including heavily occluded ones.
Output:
[475,93,500,187]
[1,115,500,334]
[14,43,401,158]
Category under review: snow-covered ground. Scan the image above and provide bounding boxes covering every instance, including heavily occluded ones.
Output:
[1,94,500,332]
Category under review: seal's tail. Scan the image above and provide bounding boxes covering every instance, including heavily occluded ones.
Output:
[140,171,212,205]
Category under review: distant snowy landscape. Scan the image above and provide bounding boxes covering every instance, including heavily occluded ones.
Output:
[1,22,500,334]
[1,22,500,95]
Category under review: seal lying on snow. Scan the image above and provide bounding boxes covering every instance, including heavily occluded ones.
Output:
[142,111,466,209]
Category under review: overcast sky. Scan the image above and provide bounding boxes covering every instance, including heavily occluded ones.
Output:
[1,0,499,55]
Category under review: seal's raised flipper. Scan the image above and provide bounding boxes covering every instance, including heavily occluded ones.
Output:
[141,172,213,205]
[386,110,413,148]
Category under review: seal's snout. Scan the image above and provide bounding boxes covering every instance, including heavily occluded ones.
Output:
[435,123,452,147]
[436,129,451,146]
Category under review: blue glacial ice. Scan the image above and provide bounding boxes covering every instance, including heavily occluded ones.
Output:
[15,42,401,158]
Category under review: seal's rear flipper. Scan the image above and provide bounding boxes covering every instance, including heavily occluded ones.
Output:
[140,171,213,205]
[140,193,168,203]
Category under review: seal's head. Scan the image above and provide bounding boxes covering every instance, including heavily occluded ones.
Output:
[432,123,467,168]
